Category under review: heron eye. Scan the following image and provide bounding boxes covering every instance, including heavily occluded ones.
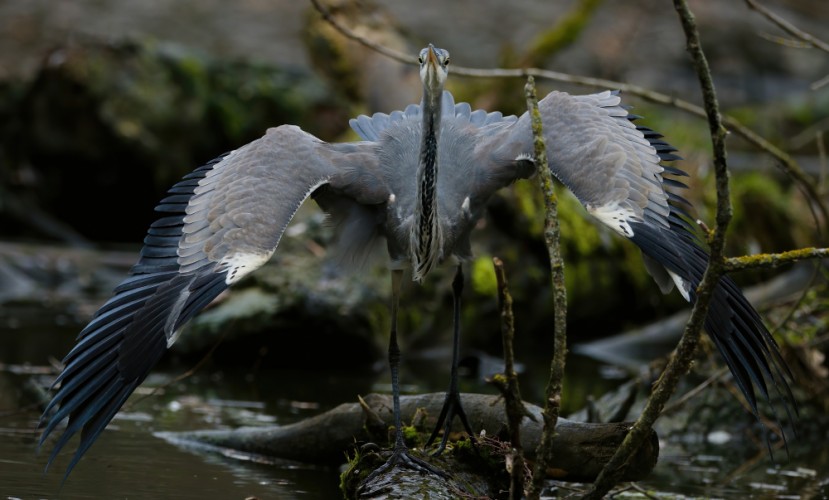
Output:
[418,56,424,64]
[444,57,450,66]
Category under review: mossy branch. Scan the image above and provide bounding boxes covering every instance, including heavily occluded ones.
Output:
[523,76,568,500]
[724,247,829,272]
[585,1,733,497]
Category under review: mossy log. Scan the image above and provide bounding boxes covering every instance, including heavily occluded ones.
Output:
[158,393,659,498]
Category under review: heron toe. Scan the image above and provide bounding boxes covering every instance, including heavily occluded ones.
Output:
[426,389,476,455]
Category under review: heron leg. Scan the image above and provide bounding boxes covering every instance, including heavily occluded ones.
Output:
[359,269,447,490]
[426,263,476,454]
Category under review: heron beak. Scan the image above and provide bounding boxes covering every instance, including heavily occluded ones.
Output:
[427,44,439,68]
[423,44,442,90]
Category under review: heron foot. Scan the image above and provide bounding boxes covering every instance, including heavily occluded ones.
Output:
[426,389,476,455]
[357,443,449,493]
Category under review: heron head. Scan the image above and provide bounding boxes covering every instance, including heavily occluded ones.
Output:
[418,44,449,95]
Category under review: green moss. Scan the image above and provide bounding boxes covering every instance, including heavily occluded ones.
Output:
[402,425,421,447]
[452,437,474,451]
[339,450,360,495]
[471,255,497,297]
[339,448,385,498]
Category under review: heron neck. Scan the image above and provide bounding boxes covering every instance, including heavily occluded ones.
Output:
[419,92,442,184]
[411,90,443,282]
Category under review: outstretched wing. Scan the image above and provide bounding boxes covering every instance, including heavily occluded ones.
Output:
[39,125,376,477]
[489,90,796,435]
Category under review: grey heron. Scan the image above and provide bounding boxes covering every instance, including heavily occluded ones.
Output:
[39,44,795,481]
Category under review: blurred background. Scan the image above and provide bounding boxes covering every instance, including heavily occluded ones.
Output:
[0,0,827,498]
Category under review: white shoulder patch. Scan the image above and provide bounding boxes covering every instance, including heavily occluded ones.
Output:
[221,252,273,285]
[587,202,640,238]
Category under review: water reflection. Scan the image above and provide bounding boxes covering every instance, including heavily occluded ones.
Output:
[0,365,361,499]
[1,414,344,498]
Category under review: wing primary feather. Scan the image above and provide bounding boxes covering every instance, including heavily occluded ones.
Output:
[629,221,796,443]
[38,150,234,476]
[662,165,691,177]
[40,362,119,445]
[61,384,137,481]
[663,178,690,190]
[174,273,229,330]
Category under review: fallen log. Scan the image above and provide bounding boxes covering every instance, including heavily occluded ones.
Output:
[158,392,658,497]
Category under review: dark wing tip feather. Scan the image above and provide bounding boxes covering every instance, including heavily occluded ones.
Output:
[639,109,796,430]
[630,221,797,444]
[40,153,233,478]
[622,105,797,438]
[39,265,184,476]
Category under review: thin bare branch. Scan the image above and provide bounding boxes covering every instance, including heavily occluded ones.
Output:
[307,0,414,64]
[757,32,814,49]
[812,74,829,91]
[745,0,829,54]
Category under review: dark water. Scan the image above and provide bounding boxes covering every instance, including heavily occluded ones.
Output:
[0,310,617,499]
[0,359,359,499]
[2,313,828,499]
[1,413,343,499]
